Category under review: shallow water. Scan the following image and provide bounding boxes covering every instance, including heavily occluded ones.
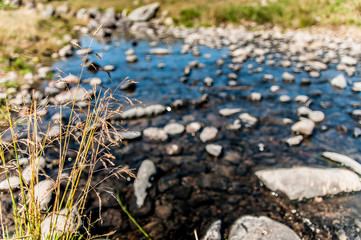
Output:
[51,35,361,239]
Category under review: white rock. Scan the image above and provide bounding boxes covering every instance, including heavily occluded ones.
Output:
[341,56,357,66]
[116,130,142,140]
[308,110,325,123]
[186,122,202,134]
[352,82,361,92]
[133,160,156,207]
[149,48,172,55]
[291,118,315,136]
[89,78,102,86]
[55,88,90,104]
[0,176,21,191]
[103,65,115,71]
[250,92,262,101]
[202,220,222,240]
[200,127,218,143]
[331,74,347,89]
[166,144,181,155]
[282,72,295,83]
[256,167,361,200]
[239,113,257,126]
[286,135,304,146]
[322,152,361,176]
[34,179,55,210]
[143,128,168,142]
[297,106,312,116]
[295,95,309,103]
[229,216,300,240]
[206,144,222,157]
[270,85,280,92]
[279,95,291,103]
[76,48,93,56]
[163,123,185,135]
[219,108,242,117]
[126,55,138,63]
[125,48,135,56]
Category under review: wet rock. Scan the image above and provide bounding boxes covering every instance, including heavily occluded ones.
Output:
[227,119,242,130]
[186,122,202,134]
[34,179,55,210]
[54,88,90,104]
[149,48,172,55]
[0,176,21,191]
[256,167,361,200]
[322,152,361,176]
[143,128,168,142]
[89,78,102,86]
[262,74,274,82]
[354,127,361,138]
[47,124,61,138]
[76,48,93,56]
[352,82,361,92]
[229,216,300,240]
[270,85,280,92]
[120,81,136,91]
[307,61,328,71]
[126,55,138,63]
[239,113,257,126]
[133,160,156,207]
[202,220,222,240]
[249,92,262,101]
[144,104,166,116]
[352,109,361,118]
[204,77,214,86]
[291,118,315,136]
[341,56,357,66]
[59,45,73,57]
[295,95,309,104]
[41,207,80,239]
[120,107,145,120]
[227,73,237,80]
[308,110,325,123]
[163,123,185,135]
[200,127,218,142]
[309,71,320,78]
[60,74,80,85]
[206,144,222,157]
[116,130,142,140]
[157,63,165,69]
[219,108,242,117]
[127,2,160,21]
[297,106,312,117]
[103,65,115,71]
[282,72,295,83]
[166,144,181,155]
[331,74,347,89]
[279,95,291,103]
[286,135,303,146]
[279,60,291,68]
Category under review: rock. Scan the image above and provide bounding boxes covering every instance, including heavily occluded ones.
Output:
[219,108,242,117]
[126,55,138,63]
[149,48,172,55]
[166,144,181,155]
[286,135,303,146]
[155,204,173,220]
[76,48,93,56]
[301,78,311,86]
[309,71,320,78]
[194,124,217,143]
[297,106,312,117]
[116,130,142,140]
[227,119,242,130]
[249,92,262,101]
[352,109,361,118]
[239,113,257,126]
[270,85,280,92]
[206,144,222,157]
[331,74,347,89]
[125,48,135,56]
[352,82,361,92]
[202,220,222,240]
[157,63,165,69]
[308,110,325,123]
[144,104,166,116]
[354,127,361,138]
[255,167,361,200]
[229,216,300,240]
[262,74,274,82]
[59,45,73,57]
[163,123,185,135]
[279,95,291,103]
[47,124,61,138]
[341,56,357,66]
[295,95,309,103]
[54,88,90,104]
[89,78,102,86]
[120,81,136,91]
[143,128,168,142]
[127,2,160,21]
[22,157,47,184]
[307,61,328,71]
[103,65,115,71]
[41,207,80,239]
[282,72,295,83]
[34,179,55,210]
[186,122,202,134]
[279,60,291,68]
[38,67,53,79]
[291,118,315,136]
[134,160,156,207]
[42,5,55,17]
[322,152,361,176]
[0,176,21,191]
[204,77,214,86]
[60,74,80,85]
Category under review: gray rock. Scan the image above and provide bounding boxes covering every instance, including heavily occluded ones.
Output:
[34,179,55,210]
[322,152,361,176]
[229,216,300,240]
[144,104,166,116]
[38,67,53,79]
[143,128,168,142]
[202,220,222,240]
[149,48,172,55]
[291,118,315,136]
[61,74,80,85]
[134,160,156,207]
[307,61,328,71]
[47,124,61,138]
[163,123,184,135]
[54,88,90,104]
[127,2,160,21]
[354,127,361,138]
[206,144,222,157]
[219,108,242,117]
[204,77,214,86]
[282,72,295,83]
[331,74,347,89]
[116,130,142,140]
[200,127,218,143]
[256,167,361,200]
[286,135,303,146]
[89,78,102,86]
[121,108,145,119]
[0,176,21,191]
[186,122,202,134]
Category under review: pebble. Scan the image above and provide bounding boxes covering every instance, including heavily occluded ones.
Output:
[166,144,181,155]
[149,48,172,55]
[126,55,138,63]
[206,144,222,157]
[186,122,202,134]
[239,113,257,126]
[116,130,142,140]
[279,95,291,103]
[134,160,156,207]
[143,128,168,142]
[282,72,295,83]
[219,108,242,117]
[295,95,309,103]
[286,135,304,146]
[249,92,262,101]
[89,77,102,86]
[163,123,185,135]
[270,85,280,92]
[200,127,218,142]
[204,77,214,86]
[291,118,315,136]
[308,110,325,123]
[297,106,312,117]
[0,176,21,191]
[34,179,55,210]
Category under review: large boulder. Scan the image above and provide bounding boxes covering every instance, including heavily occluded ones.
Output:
[255,167,361,200]
[229,216,300,240]
[127,2,160,21]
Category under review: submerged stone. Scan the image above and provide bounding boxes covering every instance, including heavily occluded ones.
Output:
[134,160,156,207]
[256,167,361,200]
